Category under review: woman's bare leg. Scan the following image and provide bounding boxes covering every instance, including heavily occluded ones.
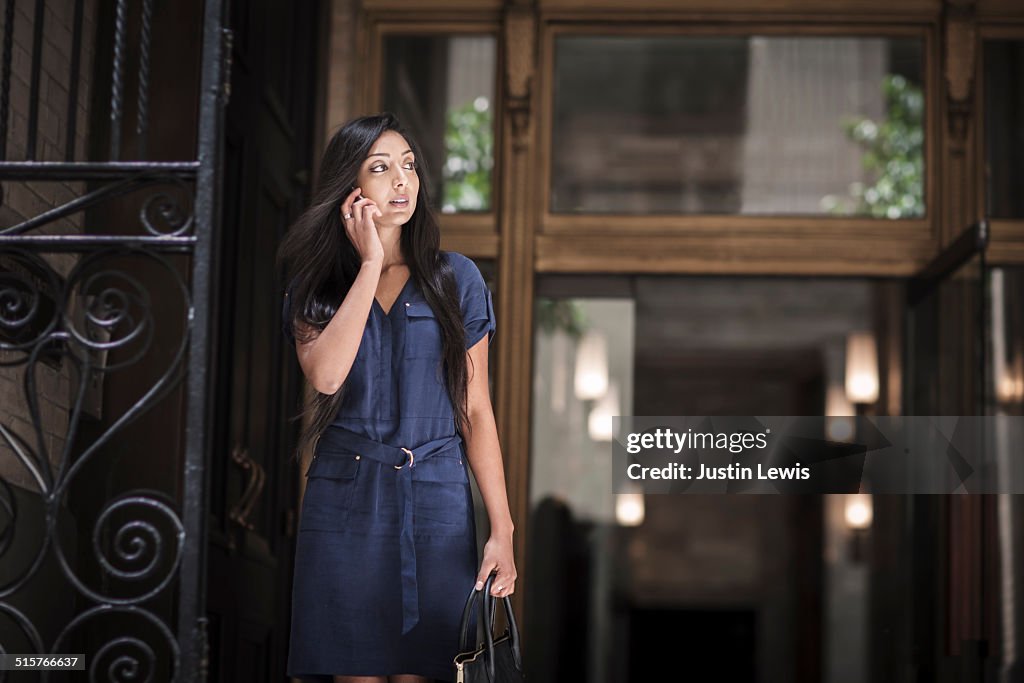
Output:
[388,675,430,683]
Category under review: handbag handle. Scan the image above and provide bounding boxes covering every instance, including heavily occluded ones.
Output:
[457,570,523,679]
[458,570,497,652]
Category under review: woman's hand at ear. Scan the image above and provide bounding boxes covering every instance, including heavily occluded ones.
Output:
[341,186,384,266]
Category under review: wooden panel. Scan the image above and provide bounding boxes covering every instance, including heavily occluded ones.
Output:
[362,0,951,16]
[989,220,1024,265]
[977,21,1024,35]
[494,2,538,638]
[977,0,1024,19]
[539,0,941,18]
[362,0,502,11]
[535,233,936,275]
[542,215,933,240]
[440,229,500,257]
[975,27,1024,250]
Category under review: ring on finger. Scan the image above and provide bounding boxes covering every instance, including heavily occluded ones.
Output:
[343,212,353,220]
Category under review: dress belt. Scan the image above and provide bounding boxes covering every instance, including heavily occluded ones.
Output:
[315,426,465,635]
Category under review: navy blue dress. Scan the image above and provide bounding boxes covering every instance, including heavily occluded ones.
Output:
[284,251,496,682]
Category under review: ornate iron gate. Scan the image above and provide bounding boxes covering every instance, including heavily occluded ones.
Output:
[0,0,228,679]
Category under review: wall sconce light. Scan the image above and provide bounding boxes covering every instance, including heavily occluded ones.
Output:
[825,385,855,442]
[996,352,1024,405]
[845,332,879,407]
[574,330,608,401]
[844,493,872,530]
[616,484,645,527]
[588,381,619,442]
[844,493,872,562]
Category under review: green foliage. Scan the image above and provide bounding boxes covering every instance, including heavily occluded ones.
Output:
[824,74,925,219]
[535,299,588,339]
[442,97,494,212]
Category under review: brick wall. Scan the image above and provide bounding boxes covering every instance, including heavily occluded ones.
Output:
[0,0,99,491]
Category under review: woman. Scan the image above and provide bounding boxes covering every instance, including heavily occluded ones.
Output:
[277,112,517,683]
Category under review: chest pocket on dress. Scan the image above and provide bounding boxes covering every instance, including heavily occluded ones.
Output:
[404,301,443,359]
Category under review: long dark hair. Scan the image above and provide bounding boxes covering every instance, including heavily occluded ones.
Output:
[276,112,470,460]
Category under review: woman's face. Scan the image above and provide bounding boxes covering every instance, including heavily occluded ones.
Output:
[354,130,419,228]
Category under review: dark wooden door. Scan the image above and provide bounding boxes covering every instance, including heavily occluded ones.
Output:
[205,2,324,680]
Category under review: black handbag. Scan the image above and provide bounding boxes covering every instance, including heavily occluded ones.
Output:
[453,570,525,683]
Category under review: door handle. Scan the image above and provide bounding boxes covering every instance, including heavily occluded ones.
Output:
[229,445,265,531]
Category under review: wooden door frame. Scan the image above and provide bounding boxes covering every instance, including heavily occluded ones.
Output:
[348,0,1024,650]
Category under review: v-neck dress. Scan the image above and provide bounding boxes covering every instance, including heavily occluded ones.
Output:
[283,251,496,682]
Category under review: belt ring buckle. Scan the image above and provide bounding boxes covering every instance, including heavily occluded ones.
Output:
[394,447,415,470]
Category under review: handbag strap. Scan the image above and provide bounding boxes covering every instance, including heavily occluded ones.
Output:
[457,570,524,678]
[458,570,496,652]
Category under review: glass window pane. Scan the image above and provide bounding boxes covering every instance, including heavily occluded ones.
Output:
[526,275,912,682]
[551,36,925,217]
[382,34,496,213]
[984,40,1024,219]
[989,267,1024,415]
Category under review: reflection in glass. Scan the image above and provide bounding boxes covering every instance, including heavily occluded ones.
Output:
[989,267,1024,416]
[984,41,1024,218]
[905,252,986,416]
[526,277,897,682]
[989,268,1024,678]
[551,36,924,217]
[382,34,495,213]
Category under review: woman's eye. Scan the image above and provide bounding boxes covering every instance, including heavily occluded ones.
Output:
[369,161,414,172]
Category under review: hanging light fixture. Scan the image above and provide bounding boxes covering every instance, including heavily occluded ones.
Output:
[825,385,855,442]
[587,381,619,442]
[616,481,645,526]
[844,493,873,530]
[845,332,879,405]
[574,330,608,400]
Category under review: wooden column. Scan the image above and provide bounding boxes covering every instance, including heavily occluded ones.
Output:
[940,3,996,665]
[942,0,979,245]
[495,0,538,637]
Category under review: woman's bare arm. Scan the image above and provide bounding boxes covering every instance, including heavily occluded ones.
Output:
[463,335,517,596]
[292,188,384,395]
[293,259,381,394]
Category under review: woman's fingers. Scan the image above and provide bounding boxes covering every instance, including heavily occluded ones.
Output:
[475,566,517,597]
[341,188,380,222]
[491,570,516,597]
[341,197,381,235]
[357,197,382,221]
[340,186,362,220]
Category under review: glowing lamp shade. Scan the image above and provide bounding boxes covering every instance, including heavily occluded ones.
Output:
[587,382,619,442]
[574,331,608,400]
[616,492,644,526]
[996,354,1024,404]
[997,375,1021,403]
[844,494,873,530]
[845,332,879,405]
[825,385,855,442]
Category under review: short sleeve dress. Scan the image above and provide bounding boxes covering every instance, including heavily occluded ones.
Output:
[284,251,496,682]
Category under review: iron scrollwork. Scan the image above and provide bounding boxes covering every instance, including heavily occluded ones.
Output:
[0,245,192,678]
[0,0,227,675]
